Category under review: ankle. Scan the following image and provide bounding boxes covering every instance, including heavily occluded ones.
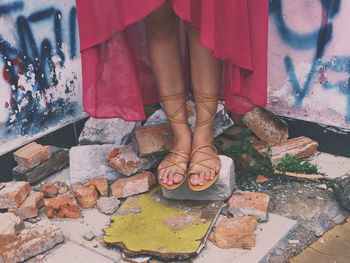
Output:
[172,125,192,150]
[193,125,214,144]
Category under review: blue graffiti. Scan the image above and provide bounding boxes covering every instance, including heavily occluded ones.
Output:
[0,1,79,135]
[0,1,23,16]
[270,0,350,123]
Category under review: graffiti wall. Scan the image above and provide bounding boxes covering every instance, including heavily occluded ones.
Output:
[0,0,84,155]
[268,0,350,130]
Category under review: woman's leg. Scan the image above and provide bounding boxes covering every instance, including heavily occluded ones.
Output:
[186,25,222,186]
[145,3,191,186]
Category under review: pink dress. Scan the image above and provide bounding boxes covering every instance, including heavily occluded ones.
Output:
[75,0,269,121]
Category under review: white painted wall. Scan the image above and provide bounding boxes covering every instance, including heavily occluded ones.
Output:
[268,0,350,129]
[0,0,84,155]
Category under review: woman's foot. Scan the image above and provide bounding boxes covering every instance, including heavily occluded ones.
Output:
[158,127,192,186]
[188,128,221,187]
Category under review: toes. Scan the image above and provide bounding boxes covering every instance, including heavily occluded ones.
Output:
[199,171,205,186]
[204,170,210,181]
[190,173,199,185]
[167,172,174,186]
[158,169,164,180]
[173,174,184,184]
[162,169,170,184]
[210,169,215,180]
[214,165,221,174]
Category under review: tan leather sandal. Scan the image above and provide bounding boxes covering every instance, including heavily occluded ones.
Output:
[157,92,190,190]
[188,91,221,191]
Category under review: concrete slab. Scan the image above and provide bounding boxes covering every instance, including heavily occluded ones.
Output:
[104,187,223,260]
[290,217,350,263]
[40,208,122,261]
[42,240,115,263]
[310,152,350,179]
[194,213,297,263]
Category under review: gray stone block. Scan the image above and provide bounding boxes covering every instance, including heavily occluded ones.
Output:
[161,155,236,200]
[13,147,69,184]
[79,117,140,145]
[69,145,123,185]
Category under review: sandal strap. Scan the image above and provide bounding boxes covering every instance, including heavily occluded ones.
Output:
[190,144,218,158]
[170,150,190,161]
[192,91,219,127]
[157,150,190,175]
[160,92,188,124]
[189,157,219,172]
[189,144,220,173]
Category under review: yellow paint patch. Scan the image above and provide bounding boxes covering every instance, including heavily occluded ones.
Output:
[104,188,216,254]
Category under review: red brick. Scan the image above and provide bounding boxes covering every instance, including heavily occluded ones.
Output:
[13,142,52,168]
[9,192,44,219]
[255,136,319,165]
[209,216,258,248]
[0,182,31,209]
[111,171,156,198]
[40,183,58,198]
[0,223,64,263]
[107,145,161,176]
[228,190,270,222]
[12,147,69,184]
[256,175,269,183]
[242,107,289,144]
[44,194,81,218]
[72,185,98,208]
[132,124,173,157]
[85,178,109,197]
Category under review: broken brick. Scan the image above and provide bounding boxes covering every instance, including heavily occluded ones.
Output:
[72,185,98,208]
[13,147,69,184]
[58,186,68,194]
[255,136,319,165]
[44,193,81,218]
[132,123,173,157]
[0,223,64,263]
[40,183,58,198]
[111,171,156,199]
[13,142,52,169]
[107,144,161,176]
[228,190,270,222]
[85,178,109,197]
[209,216,258,248]
[0,181,31,209]
[242,107,289,144]
[256,175,269,183]
[0,212,24,235]
[9,192,44,219]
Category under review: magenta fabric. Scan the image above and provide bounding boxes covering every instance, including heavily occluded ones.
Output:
[75,0,269,121]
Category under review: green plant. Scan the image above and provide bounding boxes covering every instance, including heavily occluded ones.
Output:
[274,154,318,174]
[216,129,318,178]
[215,129,273,176]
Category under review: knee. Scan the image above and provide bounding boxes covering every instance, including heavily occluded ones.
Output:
[146,5,178,37]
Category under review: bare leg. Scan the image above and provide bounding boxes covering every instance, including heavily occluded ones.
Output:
[145,3,191,186]
[186,25,222,186]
